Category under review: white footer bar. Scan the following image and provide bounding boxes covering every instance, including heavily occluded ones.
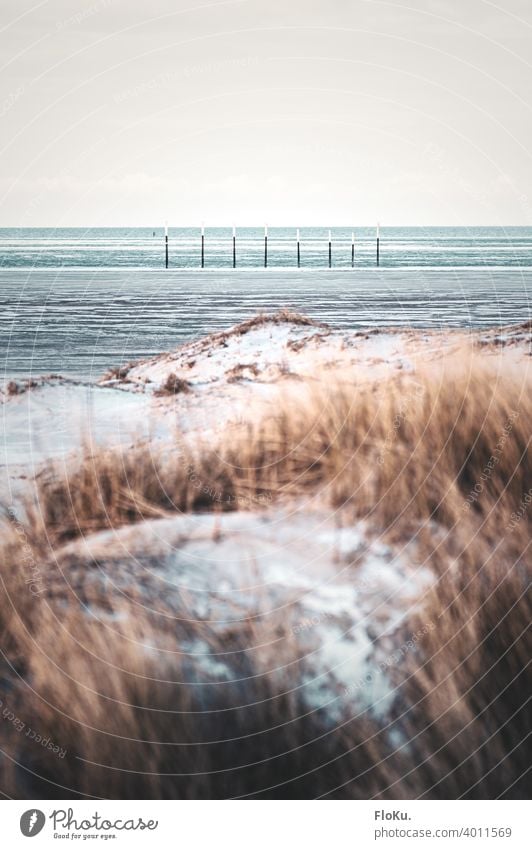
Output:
[2,799,528,848]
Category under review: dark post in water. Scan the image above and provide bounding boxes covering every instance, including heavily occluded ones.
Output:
[165,222,168,269]
[297,228,300,267]
[264,224,268,267]
[351,231,355,267]
[201,224,205,268]
[328,229,332,268]
[233,225,236,268]
[376,222,380,266]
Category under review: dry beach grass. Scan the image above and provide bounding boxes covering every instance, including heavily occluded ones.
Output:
[0,325,530,799]
[25,348,532,541]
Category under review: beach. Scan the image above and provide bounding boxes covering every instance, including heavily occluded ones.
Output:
[2,0,531,827]
[0,311,530,799]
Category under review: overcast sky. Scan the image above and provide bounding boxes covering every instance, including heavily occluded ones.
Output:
[1,0,532,226]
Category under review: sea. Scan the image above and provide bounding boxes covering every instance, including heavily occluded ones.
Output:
[1,226,531,378]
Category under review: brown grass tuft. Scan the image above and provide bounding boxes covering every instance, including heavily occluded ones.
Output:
[227,309,328,334]
[226,362,260,382]
[101,364,132,382]
[0,348,530,798]
[18,349,532,547]
[154,373,191,396]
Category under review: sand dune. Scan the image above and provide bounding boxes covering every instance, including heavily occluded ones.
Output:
[0,312,530,798]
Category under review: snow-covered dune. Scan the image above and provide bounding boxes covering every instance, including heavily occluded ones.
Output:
[0,313,529,799]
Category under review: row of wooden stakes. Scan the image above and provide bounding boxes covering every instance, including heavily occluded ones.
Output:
[163,225,381,268]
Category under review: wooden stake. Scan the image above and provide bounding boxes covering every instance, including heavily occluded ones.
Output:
[351,231,355,267]
[328,229,332,268]
[376,222,380,266]
[264,224,268,267]
[297,228,300,267]
[233,225,236,268]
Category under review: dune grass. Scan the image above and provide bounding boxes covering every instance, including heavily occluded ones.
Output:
[0,347,530,798]
[23,348,531,546]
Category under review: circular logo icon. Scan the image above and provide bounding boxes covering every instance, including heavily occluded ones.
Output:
[20,810,45,837]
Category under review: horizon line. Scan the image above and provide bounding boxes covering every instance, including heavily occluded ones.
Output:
[1,223,532,230]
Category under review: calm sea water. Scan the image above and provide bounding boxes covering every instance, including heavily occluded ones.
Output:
[1,227,531,378]
[1,226,532,268]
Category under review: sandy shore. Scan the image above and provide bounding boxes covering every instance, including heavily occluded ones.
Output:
[3,311,530,473]
[0,312,530,798]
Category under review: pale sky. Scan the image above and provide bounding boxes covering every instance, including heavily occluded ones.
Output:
[1,0,532,226]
